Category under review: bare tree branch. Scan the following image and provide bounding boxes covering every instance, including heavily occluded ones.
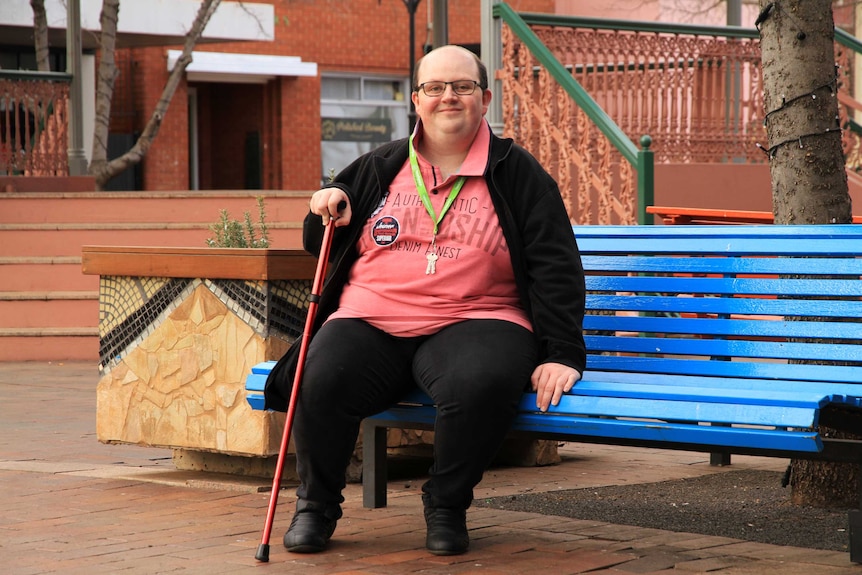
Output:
[237,1,269,37]
[91,0,223,190]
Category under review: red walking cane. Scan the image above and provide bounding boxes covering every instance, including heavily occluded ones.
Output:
[255,217,337,562]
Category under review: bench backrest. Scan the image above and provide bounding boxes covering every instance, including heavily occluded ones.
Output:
[575,225,862,385]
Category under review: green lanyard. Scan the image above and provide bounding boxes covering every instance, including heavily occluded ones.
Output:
[408,133,466,237]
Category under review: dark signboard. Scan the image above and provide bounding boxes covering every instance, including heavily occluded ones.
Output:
[321,117,391,142]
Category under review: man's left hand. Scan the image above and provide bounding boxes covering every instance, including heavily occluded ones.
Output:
[531,362,582,412]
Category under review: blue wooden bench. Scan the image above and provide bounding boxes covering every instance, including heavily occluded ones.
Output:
[246,224,862,561]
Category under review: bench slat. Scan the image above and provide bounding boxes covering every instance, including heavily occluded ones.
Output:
[246,381,825,428]
[251,360,277,375]
[581,369,862,395]
[370,406,825,453]
[514,414,823,452]
[246,378,862,411]
[577,237,862,255]
[343,379,862,409]
[542,396,817,427]
[586,294,862,318]
[382,390,820,427]
[582,255,862,275]
[246,372,268,393]
[576,224,862,239]
[586,334,862,363]
[582,226,862,238]
[566,380,855,408]
[247,394,265,411]
[587,354,862,384]
[586,275,862,297]
[584,315,862,340]
[245,378,862,427]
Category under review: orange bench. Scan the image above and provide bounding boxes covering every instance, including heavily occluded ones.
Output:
[647,205,862,225]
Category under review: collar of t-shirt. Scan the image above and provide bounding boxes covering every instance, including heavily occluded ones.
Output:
[411,119,492,179]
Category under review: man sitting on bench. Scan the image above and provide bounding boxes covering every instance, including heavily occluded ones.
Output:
[264,44,587,556]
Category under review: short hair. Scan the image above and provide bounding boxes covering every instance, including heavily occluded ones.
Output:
[413,46,488,92]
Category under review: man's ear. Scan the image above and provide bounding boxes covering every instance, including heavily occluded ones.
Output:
[482,88,492,113]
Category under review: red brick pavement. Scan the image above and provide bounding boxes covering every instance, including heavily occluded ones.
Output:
[1,362,860,574]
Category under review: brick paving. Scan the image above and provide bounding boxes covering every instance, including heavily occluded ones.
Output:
[1,361,860,574]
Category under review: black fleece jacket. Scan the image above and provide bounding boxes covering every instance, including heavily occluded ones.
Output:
[264,131,586,412]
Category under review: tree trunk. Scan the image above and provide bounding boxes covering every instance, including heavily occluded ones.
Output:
[30,0,51,72]
[758,0,856,508]
[89,0,120,184]
[89,0,223,190]
[759,0,851,224]
[790,433,859,508]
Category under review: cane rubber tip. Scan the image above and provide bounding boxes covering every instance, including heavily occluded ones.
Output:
[255,543,270,562]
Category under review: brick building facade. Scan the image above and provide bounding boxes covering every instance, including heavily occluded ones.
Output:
[113,0,554,192]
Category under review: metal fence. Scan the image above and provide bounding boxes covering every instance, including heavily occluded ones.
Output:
[0,70,71,177]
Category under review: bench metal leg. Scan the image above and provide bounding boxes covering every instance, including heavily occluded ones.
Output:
[851,461,862,564]
[710,452,731,466]
[362,422,388,508]
[709,422,731,466]
[850,511,862,563]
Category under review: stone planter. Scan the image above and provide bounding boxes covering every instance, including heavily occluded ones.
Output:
[81,246,316,469]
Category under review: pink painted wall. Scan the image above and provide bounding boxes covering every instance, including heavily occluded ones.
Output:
[554,0,761,27]
[555,0,657,20]
[653,163,862,222]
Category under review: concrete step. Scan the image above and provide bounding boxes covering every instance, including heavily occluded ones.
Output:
[0,191,313,224]
[0,258,95,292]
[0,190,314,362]
[0,294,98,328]
[0,224,304,256]
[0,329,98,361]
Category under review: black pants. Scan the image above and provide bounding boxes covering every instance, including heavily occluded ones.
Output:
[293,318,538,511]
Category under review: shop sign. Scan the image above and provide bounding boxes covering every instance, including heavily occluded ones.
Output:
[321,117,391,142]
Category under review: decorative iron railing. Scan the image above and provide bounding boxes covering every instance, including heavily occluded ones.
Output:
[835,29,862,173]
[495,4,653,225]
[0,70,71,177]
[493,4,862,225]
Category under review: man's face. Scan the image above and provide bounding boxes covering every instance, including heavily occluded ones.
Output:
[411,47,492,143]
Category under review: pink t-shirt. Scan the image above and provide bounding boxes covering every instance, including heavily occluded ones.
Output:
[327,122,532,336]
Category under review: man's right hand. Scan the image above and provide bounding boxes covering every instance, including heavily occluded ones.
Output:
[309,188,351,227]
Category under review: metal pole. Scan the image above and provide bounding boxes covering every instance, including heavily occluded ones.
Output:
[726,0,742,161]
[432,0,448,48]
[726,0,742,26]
[480,0,503,134]
[67,0,88,175]
[404,0,421,131]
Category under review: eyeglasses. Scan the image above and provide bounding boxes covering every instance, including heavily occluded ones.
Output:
[415,80,481,97]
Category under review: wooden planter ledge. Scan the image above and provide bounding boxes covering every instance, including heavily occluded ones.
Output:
[81,245,317,280]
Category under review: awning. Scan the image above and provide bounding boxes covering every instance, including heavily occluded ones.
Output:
[167,50,318,84]
[0,0,275,50]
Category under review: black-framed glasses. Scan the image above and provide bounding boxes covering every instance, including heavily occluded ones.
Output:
[415,80,481,97]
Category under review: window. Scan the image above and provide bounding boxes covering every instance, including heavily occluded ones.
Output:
[320,75,409,185]
[0,47,67,72]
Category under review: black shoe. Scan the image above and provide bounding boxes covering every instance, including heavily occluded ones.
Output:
[424,507,469,556]
[283,499,341,553]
